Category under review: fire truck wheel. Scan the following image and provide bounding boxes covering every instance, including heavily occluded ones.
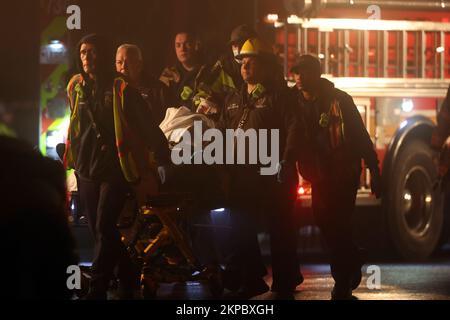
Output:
[388,140,444,260]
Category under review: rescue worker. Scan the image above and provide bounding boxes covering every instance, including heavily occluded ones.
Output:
[205,24,257,97]
[159,30,208,112]
[192,24,258,120]
[291,54,382,300]
[65,34,171,299]
[195,24,286,121]
[220,37,302,299]
[431,85,450,240]
[159,30,225,275]
[431,85,450,172]
[115,43,169,124]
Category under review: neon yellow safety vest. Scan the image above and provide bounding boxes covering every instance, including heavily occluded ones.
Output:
[65,74,155,183]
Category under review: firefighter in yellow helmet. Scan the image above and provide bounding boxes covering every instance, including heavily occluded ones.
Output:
[192,24,258,120]
[193,26,286,123]
[219,37,303,299]
[65,34,171,299]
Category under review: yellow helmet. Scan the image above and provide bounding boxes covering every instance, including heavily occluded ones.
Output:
[235,37,272,60]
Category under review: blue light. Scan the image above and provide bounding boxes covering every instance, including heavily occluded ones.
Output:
[400,120,408,129]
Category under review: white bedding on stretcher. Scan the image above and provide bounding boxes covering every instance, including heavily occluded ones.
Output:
[159,106,215,145]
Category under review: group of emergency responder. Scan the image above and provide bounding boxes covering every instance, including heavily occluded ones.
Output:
[63,24,386,301]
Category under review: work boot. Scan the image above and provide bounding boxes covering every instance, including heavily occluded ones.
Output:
[236,278,269,299]
[351,268,362,290]
[271,271,304,294]
[351,247,367,290]
[331,282,353,300]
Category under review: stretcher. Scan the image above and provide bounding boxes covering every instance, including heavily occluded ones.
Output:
[120,107,224,299]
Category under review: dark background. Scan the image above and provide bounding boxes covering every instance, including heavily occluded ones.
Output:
[0,0,448,145]
[0,0,262,145]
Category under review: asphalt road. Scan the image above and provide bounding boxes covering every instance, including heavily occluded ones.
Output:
[73,219,450,300]
[147,262,449,300]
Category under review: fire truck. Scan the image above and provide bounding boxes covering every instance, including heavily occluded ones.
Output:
[265,1,450,260]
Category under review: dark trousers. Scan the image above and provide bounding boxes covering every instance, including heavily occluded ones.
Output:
[78,177,138,292]
[267,181,301,291]
[226,168,300,290]
[225,206,267,285]
[311,178,363,286]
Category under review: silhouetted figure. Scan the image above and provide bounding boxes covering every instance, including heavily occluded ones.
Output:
[0,136,78,299]
[291,55,381,300]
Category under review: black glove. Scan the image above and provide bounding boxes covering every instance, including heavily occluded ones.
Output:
[370,168,382,199]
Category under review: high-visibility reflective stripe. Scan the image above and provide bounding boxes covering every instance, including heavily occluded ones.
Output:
[113,77,139,183]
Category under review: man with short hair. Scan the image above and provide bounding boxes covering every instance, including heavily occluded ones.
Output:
[160,31,207,111]
[291,54,382,300]
[116,44,168,124]
[65,34,171,299]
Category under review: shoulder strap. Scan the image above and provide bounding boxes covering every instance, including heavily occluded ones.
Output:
[67,74,83,110]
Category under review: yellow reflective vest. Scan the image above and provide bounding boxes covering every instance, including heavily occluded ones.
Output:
[65,74,155,183]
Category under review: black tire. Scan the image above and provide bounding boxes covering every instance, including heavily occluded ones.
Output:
[387,140,444,260]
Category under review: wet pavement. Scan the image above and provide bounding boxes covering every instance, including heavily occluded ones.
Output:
[149,258,450,300]
[74,222,450,300]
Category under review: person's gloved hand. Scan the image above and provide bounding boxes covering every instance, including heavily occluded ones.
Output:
[370,168,382,199]
[158,165,172,185]
[196,98,218,115]
[277,160,297,184]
